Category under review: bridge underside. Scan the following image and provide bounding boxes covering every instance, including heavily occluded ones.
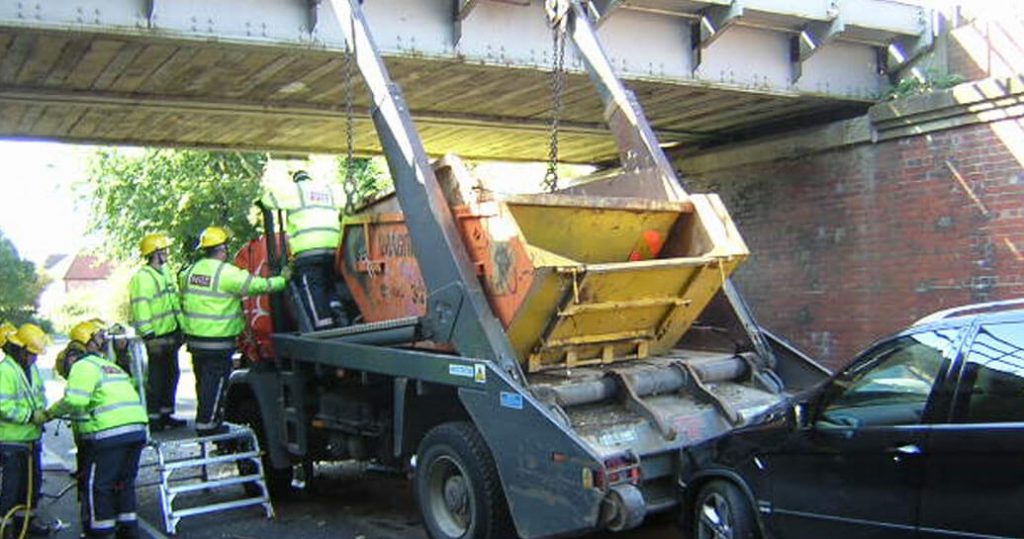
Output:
[0,0,929,163]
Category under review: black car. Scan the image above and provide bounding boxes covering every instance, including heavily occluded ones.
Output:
[678,300,1024,539]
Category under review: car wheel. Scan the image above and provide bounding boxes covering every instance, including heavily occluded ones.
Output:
[415,422,513,539]
[693,480,758,539]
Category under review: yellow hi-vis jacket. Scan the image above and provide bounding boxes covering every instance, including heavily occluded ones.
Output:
[0,354,45,443]
[260,179,344,256]
[179,258,286,348]
[49,353,147,441]
[129,264,182,338]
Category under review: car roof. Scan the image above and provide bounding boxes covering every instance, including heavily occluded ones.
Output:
[911,298,1024,332]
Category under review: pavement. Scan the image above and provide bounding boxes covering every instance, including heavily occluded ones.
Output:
[29,345,678,539]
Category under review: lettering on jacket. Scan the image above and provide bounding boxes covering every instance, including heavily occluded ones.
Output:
[308,190,330,204]
[189,274,212,287]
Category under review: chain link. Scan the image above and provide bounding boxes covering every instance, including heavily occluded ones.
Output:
[544,21,567,194]
[342,41,358,215]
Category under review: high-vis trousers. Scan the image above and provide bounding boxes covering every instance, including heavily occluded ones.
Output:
[190,348,232,435]
[0,442,41,526]
[144,335,181,422]
[293,253,347,329]
[78,437,144,539]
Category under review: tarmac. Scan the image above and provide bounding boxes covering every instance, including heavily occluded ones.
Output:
[28,343,676,539]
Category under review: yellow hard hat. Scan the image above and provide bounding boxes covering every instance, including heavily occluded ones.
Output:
[0,322,16,347]
[140,233,172,257]
[70,320,101,346]
[9,323,49,355]
[197,226,230,250]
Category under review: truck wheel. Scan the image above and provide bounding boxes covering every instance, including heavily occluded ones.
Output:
[230,397,295,497]
[415,422,513,539]
[693,480,758,539]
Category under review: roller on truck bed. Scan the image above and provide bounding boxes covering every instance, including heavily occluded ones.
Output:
[223,1,830,538]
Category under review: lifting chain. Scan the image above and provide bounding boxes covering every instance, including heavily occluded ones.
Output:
[544,2,569,194]
[342,40,359,215]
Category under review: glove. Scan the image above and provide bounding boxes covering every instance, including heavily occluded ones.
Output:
[30,409,49,426]
[280,266,293,282]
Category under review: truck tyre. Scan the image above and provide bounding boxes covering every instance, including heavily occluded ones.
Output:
[415,422,513,539]
[230,397,295,498]
[693,480,758,539]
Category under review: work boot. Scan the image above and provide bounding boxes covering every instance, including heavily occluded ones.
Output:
[148,418,166,432]
[20,516,55,537]
[162,415,187,429]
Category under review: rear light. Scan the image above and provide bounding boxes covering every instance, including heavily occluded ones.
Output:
[592,452,641,489]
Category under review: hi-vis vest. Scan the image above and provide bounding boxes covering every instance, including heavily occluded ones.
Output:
[180,258,286,346]
[0,355,45,443]
[129,264,182,337]
[52,353,147,440]
[260,180,343,255]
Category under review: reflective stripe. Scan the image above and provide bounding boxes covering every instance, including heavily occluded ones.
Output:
[291,204,337,214]
[194,421,220,429]
[211,262,227,293]
[185,312,239,321]
[79,422,146,441]
[130,296,151,305]
[66,388,90,398]
[187,340,235,351]
[239,273,255,296]
[183,288,234,300]
[117,512,137,522]
[92,520,116,530]
[133,310,177,328]
[92,401,142,416]
[292,226,341,238]
[0,393,23,401]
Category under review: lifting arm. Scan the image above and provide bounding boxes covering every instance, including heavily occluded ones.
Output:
[327,0,526,384]
[547,0,689,201]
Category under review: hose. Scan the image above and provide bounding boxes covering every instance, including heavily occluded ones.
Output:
[0,445,35,539]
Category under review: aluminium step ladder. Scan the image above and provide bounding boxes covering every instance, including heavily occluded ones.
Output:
[139,423,275,534]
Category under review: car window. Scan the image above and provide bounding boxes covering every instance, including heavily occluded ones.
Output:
[954,321,1024,424]
[817,329,958,428]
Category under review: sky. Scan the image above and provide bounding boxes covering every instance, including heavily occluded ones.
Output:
[0,141,95,265]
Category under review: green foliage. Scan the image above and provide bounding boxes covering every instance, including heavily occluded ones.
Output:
[0,231,47,326]
[337,157,392,205]
[84,149,268,266]
[885,69,965,100]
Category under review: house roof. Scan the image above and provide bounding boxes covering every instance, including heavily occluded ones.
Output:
[64,254,114,281]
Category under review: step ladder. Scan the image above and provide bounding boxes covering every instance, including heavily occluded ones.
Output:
[140,423,275,534]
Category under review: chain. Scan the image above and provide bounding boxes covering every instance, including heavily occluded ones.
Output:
[544,21,567,194]
[342,40,358,215]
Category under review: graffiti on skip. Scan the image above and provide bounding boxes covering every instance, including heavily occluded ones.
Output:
[378,232,414,258]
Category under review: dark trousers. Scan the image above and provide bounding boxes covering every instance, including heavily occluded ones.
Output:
[144,336,181,421]
[294,253,347,330]
[190,348,233,433]
[79,437,144,539]
[0,442,41,523]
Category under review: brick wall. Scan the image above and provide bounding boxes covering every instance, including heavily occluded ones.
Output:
[686,119,1024,370]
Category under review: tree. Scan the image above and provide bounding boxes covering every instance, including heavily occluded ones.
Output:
[337,157,392,207]
[84,150,268,266]
[0,231,47,326]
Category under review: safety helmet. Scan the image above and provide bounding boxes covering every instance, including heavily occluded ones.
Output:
[140,233,172,257]
[0,321,16,347]
[197,226,230,250]
[9,323,48,355]
[70,320,101,346]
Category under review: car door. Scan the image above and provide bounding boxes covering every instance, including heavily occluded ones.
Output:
[765,327,963,539]
[918,318,1024,539]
